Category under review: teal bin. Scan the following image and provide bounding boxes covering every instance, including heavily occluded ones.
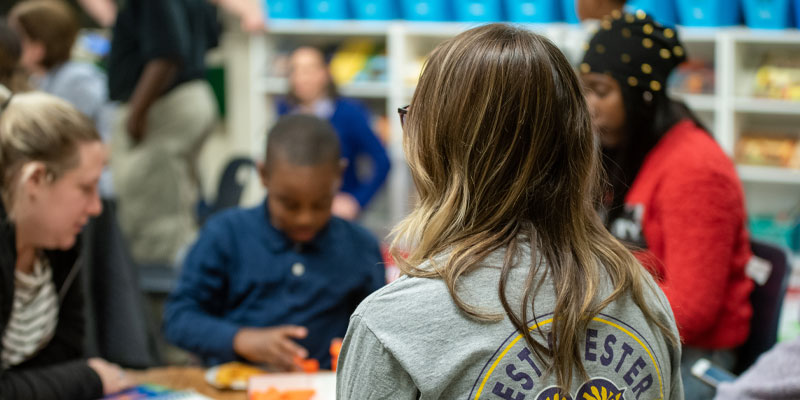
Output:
[676,0,742,26]
[626,0,678,25]
[401,0,451,20]
[264,0,302,18]
[352,0,397,19]
[743,0,794,29]
[305,0,350,19]
[454,0,504,21]
[561,0,579,23]
[507,0,562,22]
[749,215,800,253]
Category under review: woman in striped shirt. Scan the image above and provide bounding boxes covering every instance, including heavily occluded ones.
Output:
[0,86,131,399]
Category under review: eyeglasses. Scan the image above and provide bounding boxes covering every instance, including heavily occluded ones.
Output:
[397,105,409,127]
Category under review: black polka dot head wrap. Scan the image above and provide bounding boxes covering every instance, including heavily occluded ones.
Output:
[580,9,687,93]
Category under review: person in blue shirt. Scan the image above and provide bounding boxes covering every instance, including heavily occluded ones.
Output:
[163,114,386,370]
[277,46,390,220]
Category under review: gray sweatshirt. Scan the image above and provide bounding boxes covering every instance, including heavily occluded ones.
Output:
[714,337,800,400]
[337,245,684,400]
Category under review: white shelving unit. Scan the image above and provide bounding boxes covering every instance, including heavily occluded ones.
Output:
[225,21,800,242]
[738,165,800,185]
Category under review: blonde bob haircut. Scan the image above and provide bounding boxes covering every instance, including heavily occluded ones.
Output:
[0,85,100,205]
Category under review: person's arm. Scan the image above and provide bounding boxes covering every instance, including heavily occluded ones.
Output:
[126,0,188,141]
[347,104,391,208]
[0,359,103,400]
[163,219,243,362]
[336,315,417,399]
[77,0,117,27]
[125,60,178,142]
[655,166,747,344]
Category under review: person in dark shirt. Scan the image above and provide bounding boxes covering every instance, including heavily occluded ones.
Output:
[107,0,220,265]
[0,88,131,399]
[164,115,386,370]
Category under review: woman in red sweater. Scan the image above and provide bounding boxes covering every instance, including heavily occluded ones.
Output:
[580,11,753,400]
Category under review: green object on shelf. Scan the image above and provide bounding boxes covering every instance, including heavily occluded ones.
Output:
[749,215,800,252]
[779,321,800,343]
[206,66,226,118]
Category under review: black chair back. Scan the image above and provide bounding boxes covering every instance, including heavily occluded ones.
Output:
[734,239,791,374]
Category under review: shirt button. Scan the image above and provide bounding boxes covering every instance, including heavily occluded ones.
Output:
[291,262,305,277]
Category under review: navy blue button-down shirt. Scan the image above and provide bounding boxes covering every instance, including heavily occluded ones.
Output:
[164,201,385,367]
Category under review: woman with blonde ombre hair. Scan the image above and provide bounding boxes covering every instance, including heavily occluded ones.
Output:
[0,86,131,399]
[337,24,683,399]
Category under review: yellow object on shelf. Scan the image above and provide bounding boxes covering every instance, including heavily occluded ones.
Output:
[736,135,800,170]
[329,40,376,86]
[753,51,800,101]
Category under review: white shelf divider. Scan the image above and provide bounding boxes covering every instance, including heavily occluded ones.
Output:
[734,98,800,115]
[673,93,718,113]
[265,19,389,35]
[738,165,800,185]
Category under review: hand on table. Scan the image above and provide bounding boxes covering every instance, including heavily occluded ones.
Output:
[88,357,133,395]
[234,326,309,372]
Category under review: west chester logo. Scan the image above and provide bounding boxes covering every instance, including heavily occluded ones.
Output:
[468,314,665,400]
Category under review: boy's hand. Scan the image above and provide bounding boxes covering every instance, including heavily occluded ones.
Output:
[233,326,309,371]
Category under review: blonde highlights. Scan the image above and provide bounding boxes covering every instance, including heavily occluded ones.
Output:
[0,86,100,203]
[391,24,676,390]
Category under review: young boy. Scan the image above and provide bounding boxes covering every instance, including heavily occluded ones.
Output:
[164,115,385,370]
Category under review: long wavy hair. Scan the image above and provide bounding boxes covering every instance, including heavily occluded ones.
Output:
[391,23,676,390]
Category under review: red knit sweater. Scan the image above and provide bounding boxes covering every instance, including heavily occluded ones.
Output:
[621,120,753,349]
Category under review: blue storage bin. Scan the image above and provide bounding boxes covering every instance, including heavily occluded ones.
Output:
[743,0,794,29]
[265,0,302,19]
[401,0,450,20]
[305,0,349,19]
[561,0,579,23]
[797,0,800,28]
[454,0,503,21]
[626,0,678,26]
[352,0,397,19]
[507,0,561,22]
[676,0,742,26]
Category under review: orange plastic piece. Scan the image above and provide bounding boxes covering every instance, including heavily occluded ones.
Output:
[293,356,320,373]
[329,339,343,372]
[250,388,316,400]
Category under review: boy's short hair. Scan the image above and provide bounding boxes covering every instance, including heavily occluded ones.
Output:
[266,114,341,167]
[10,0,79,69]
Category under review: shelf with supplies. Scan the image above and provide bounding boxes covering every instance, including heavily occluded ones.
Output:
[221,21,800,232]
